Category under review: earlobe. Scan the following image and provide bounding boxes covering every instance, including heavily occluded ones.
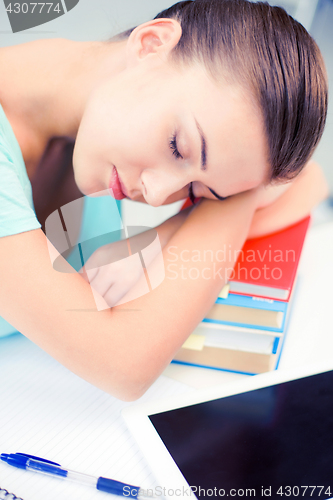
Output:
[126,18,182,63]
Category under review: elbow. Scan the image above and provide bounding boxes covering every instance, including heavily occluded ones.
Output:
[108,363,159,402]
[98,337,170,402]
[116,380,151,402]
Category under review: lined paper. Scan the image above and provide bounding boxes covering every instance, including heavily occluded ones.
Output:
[0,334,192,500]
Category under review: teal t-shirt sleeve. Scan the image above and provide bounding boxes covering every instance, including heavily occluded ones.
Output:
[0,146,41,237]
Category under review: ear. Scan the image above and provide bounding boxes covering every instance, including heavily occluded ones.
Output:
[126,18,182,65]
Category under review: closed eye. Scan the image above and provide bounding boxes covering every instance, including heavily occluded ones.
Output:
[188,182,195,204]
[208,187,228,201]
[169,134,183,160]
[169,134,226,203]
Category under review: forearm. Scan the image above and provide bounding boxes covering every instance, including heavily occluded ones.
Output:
[129,205,192,255]
[82,205,192,270]
[0,190,260,401]
[154,205,193,248]
[28,161,327,399]
[249,161,329,238]
[113,189,260,390]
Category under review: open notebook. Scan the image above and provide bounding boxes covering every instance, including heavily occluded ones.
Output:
[0,334,191,500]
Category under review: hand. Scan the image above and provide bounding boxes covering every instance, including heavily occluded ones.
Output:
[253,182,292,211]
[81,239,146,308]
[80,224,167,308]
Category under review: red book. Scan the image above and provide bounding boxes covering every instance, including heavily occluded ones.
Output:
[229,216,311,301]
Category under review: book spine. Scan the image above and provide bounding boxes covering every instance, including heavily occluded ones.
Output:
[173,345,278,374]
[274,276,301,370]
[197,321,283,337]
[202,318,285,333]
[171,359,257,377]
[215,295,287,312]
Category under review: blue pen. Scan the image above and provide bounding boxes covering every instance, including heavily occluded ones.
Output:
[1,453,153,499]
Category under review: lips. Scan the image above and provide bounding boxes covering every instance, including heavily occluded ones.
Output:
[109,166,127,200]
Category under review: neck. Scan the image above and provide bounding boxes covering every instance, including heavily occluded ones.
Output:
[0,38,126,172]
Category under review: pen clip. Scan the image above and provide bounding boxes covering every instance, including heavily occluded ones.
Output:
[16,453,61,467]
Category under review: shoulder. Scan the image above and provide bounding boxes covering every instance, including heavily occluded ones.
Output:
[0,106,41,238]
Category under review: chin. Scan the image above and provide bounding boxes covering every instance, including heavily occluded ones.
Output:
[86,191,107,198]
[131,194,147,204]
[162,193,188,205]
[123,192,188,206]
[75,178,105,197]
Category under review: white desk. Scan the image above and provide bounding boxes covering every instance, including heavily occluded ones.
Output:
[0,220,332,500]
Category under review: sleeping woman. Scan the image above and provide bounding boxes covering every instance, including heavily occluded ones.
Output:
[0,0,328,400]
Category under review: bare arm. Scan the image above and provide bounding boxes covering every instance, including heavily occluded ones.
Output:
[249,160,329,238]
[139,161,329,246]
[80,206,193,306]
[0,161,327,400]
[0,189,260,401]
[83,160,328,307]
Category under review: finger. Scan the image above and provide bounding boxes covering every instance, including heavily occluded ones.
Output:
[103,282,130,308]
[80,264,98,283]
[88,268,116,297]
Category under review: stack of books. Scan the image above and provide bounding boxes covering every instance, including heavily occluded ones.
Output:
[173,216,311,375]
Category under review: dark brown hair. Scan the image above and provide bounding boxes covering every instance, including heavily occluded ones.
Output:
[124,0,328,183]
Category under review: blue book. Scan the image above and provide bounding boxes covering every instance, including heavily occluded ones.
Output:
[203,292,288,333]
[173,279,299,375]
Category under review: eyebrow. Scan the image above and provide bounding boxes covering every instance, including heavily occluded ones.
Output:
[195,118,228,201]
[195,119,207,171]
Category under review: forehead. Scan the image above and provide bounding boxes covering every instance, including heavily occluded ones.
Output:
[178,65,270,194]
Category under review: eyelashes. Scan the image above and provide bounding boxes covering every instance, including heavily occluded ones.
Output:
[188,182,196,204]
[169,133,195,204]
[208,188,228,201]
[169,134,226,204]
[169,134,183,160]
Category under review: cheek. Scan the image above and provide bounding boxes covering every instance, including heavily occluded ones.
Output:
[73,121,111,194]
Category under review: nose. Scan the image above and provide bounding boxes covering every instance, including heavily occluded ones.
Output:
[140,168,190,207]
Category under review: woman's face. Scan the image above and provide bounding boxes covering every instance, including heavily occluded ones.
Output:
[73,43,269,206]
